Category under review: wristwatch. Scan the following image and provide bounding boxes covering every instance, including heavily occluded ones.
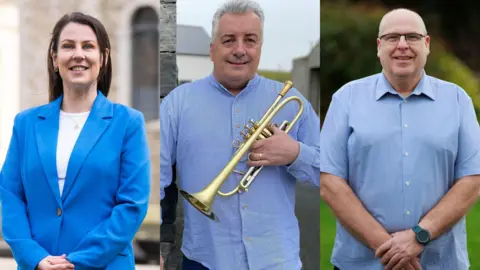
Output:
[412,224,431,245]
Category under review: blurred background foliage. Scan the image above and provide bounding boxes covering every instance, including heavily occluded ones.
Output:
[320,1,480,123]
[258,70,292,83]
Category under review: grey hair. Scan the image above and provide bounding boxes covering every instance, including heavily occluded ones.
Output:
[211,0,265,42]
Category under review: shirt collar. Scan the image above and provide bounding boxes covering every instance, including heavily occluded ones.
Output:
[376,70,436,101]
[208,73,261,96]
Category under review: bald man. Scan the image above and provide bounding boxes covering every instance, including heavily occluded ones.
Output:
[320,8,480,270]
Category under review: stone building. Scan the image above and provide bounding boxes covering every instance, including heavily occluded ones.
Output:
[0,0,172,263]
[291,41,320,118]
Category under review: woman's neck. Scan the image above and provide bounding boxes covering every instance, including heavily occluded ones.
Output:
[61,84,97,113]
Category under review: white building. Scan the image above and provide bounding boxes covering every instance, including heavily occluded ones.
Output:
[176,24,213,84]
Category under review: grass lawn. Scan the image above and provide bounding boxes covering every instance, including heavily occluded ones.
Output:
[320,200,480,269]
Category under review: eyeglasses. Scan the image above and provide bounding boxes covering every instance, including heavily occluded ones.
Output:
[379,33,426,44]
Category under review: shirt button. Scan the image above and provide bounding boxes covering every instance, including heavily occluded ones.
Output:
[403,100,407,103]
[246,237,252,241]
[236,124,240,128]
[406,210,411,215]
[404,152,409,156]
[406,181,410,186]
[243,204,247,210]
[404,124,408,128]
[56,208,62,216]
[236,108,241,113]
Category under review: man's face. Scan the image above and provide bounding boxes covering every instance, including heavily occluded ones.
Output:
[210,11,262,91]
[377,11,430,80]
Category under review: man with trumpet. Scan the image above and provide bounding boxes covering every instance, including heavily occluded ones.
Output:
[159,0,320,269]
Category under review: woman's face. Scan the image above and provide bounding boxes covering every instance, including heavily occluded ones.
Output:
[52,22,106,92]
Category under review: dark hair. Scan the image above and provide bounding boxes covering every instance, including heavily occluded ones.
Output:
[47,12,112,102]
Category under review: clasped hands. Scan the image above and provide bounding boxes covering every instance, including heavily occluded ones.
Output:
[247,124,299,167]
[375,229,424,270]
[36,254,74,270]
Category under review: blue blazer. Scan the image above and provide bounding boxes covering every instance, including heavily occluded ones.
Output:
[0,91,150,270]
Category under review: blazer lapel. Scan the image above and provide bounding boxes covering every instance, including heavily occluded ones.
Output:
[61,92,113,201]
[35,96,63,206]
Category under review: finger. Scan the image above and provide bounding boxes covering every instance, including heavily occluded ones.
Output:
[399,262,415,270]
[375,240,392,258]
[380,247,397,265]
[48,259,71,265]
[45,256,70,264]
[46,263,74,270]
[248,159,271,167]
[255,152,264,161]
[47,257,68,261]
[386,254,406,270]
[248,152,264,162]
[411,257,422,270]
[250,139,266,150]
[269,124,283,134]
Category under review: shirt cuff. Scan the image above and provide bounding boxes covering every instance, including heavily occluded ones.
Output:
[286,142,317,182]
[454,168,480,181]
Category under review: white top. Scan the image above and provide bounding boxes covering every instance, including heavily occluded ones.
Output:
[56,110,90,196]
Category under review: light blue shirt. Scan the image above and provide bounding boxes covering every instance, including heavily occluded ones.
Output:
[320,71,480,270]
[160,74,320,270]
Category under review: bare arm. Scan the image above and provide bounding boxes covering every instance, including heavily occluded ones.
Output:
[321,172,391,250]
[419,175,480,240]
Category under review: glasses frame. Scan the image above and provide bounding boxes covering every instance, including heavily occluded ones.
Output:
[378,33,427,44]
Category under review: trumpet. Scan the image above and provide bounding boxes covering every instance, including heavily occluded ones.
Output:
[179,80,304,221]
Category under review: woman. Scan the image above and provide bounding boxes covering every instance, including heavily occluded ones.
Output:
[0,12,150,270]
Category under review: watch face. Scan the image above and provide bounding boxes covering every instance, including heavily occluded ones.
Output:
[417,229,430,242]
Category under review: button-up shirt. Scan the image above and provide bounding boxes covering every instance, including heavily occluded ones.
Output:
[160,74,320,270]
[320,71,480,270]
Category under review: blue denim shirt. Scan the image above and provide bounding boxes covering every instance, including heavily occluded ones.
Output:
[160,74,320,270]
[320,71,480,270]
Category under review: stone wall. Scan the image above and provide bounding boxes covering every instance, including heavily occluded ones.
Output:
[159,0,178,98]
[159,0,180,268]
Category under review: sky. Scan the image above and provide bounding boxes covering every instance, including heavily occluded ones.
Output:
[176,0,320,71]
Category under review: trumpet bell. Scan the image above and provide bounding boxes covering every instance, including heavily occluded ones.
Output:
[179,189,217,221]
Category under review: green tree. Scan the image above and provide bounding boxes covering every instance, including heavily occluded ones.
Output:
[320,2,480,122]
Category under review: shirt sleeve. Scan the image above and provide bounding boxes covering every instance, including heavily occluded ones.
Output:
[160,96,178,225]
[453,87,480,180]
[319,86,350,181]
[286,99,321,187]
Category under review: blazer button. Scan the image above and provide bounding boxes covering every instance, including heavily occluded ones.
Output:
[56,208,62,217]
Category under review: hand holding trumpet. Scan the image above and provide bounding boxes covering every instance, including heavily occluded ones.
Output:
[247,124,300,167]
